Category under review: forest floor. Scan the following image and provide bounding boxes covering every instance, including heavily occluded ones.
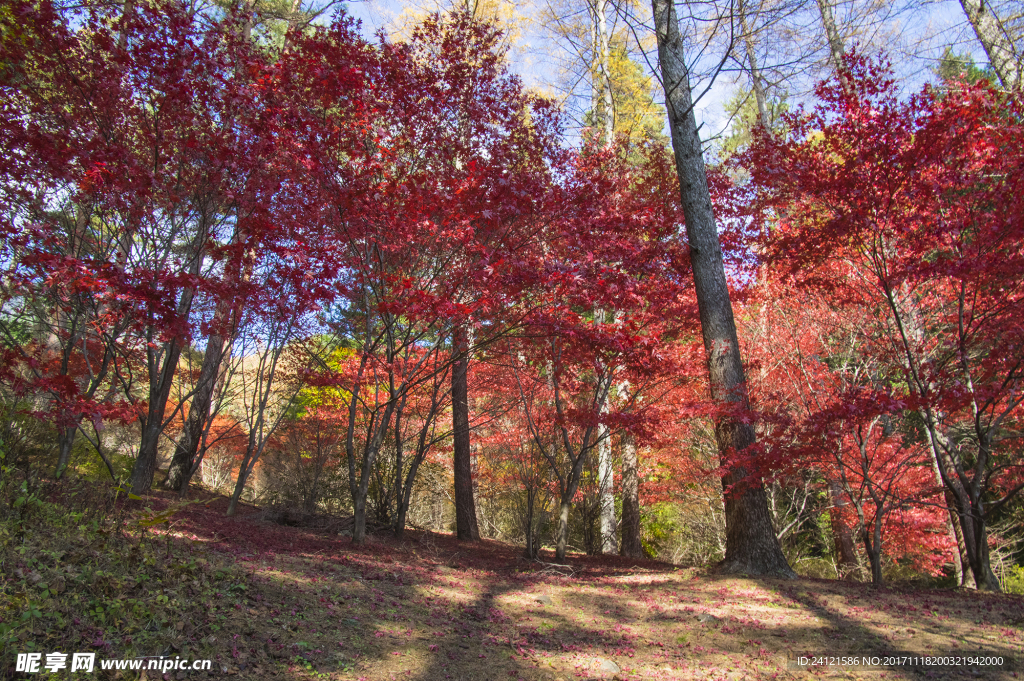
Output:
[2,485,1023,681]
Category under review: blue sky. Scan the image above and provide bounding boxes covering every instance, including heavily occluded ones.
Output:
[339,0,991,147]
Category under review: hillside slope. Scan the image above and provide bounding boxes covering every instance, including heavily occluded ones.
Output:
[2,488,1022,680]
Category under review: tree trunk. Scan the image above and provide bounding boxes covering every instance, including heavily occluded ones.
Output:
[452,325,480,541]
[815,0,846,69]
[952,482,1000,591]
[395,380,445,539]
[894,293,972,588]
[523,488,539,559]
[921,416,1000,591]
[131,333,187,494]
[952,464,998,591]
[392,397,407,536]
[350,454,377,544]
[828,479,860,579]
[555,499,571,562]
[130,207,208,496]
[176,434,212,498]
[594,310,617,554]
[948,504,968,586]
[393,398,422,541]
[226,430,263,517]
[348,399,397,545]
[966,512,1000,591]
[165,333,226,491]
[958,0,1021,90]
[226,460,248,517]
[919,417,968,585]
[619,431,643,558]
[352,492,368,544]
[737,0,770,130]
[395,446,427,540]
[55,426,76,479]
[591,0,614,143]
[597,423,617,554]
[863,526,883,587]
[394,495,410,541]
[939,471,969,586]
[651,0,794,578]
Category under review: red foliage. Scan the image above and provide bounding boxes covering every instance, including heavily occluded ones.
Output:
[738,54,1024,580]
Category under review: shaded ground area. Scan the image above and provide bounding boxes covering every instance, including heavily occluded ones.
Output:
[3,487,1022,680]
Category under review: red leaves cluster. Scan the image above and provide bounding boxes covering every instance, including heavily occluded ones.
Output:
[736,53,1024,577]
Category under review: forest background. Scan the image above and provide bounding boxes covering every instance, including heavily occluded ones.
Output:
[1,0,1023,621]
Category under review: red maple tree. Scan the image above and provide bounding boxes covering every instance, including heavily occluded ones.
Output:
[741,54,1024,590]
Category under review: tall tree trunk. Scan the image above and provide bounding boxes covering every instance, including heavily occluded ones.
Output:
[395,443,430,540]
[169,227,250,494]
[958,0,1021,90]
[393,398,406,535]
[596,311,617,554]
[968,515,1000,591]
[395,377,445,539]
[227,416,268,517]
[737,0,770,130]
[394,492,411,540]
[133,280,197,494]
[550,393,608,563]
[815,0,846,69]
[597,422,617,553]
[965,508,1000,590]
[592,0,615,143]
[556,499,571,562]
[619,430,643,558]
[452,325,480,541]
[352,492,369,544]
[898,281,1000,592]
[165,333,226,491]
[651,0,794,577]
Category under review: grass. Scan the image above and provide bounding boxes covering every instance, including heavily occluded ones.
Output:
[2,479,1023,680]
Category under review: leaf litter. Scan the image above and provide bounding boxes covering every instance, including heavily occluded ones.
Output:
[4,487,1022,680]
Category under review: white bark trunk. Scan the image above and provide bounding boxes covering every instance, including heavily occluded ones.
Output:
[815,0,846,69]
[738,0,770,129]
[598,420,617,553]
[591,0,615,142]
[958,0,1021,90]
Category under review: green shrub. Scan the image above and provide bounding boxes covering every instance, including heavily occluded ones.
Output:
[1002,564,1024,595]
[791,555,838,580]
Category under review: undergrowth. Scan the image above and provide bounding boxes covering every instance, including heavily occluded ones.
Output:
[0,475,245,679]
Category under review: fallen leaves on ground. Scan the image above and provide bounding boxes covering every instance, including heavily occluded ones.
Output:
[4,488,1022,680]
